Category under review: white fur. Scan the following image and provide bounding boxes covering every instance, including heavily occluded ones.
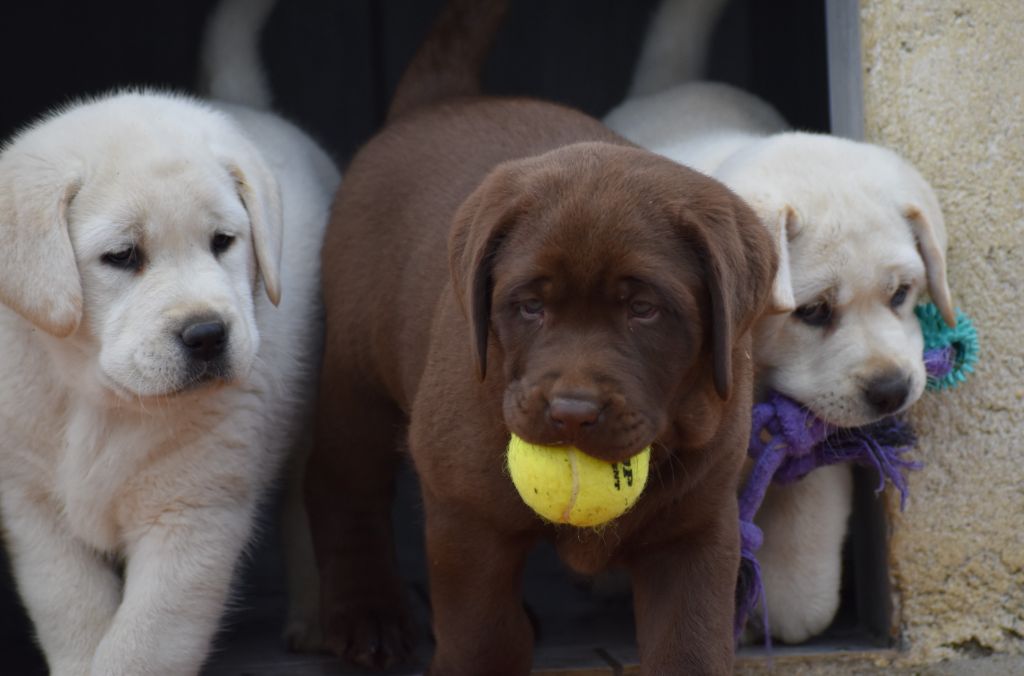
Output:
[606,81,953,642]
[199,0,278,108]
[751,464,854,643]
[627,0,729,97]
[0,91,339,675]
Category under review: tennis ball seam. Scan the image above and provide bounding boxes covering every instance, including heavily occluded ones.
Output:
[564,449,581,522]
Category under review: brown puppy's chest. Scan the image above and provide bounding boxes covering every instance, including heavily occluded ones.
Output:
[554,527,674,578]
[549,446,739,577]
[552,525,626,576]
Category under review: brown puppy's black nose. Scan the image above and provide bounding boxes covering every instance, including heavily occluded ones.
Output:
[864,371,910,415]
[548,397,601,436]
[180,320,227,362]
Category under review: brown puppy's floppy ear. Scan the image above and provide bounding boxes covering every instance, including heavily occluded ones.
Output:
[0,149,83,337]
[215,132,284,305]
[678,198,777,400]
[449,163,529,380]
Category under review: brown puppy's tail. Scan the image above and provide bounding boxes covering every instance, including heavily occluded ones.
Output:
[387,0,509,122]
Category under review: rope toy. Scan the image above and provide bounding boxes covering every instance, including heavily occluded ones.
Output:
[735,302,978,640]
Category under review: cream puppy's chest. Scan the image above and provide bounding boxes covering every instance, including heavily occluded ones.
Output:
[54,407,162,553]
[52,394,271,554]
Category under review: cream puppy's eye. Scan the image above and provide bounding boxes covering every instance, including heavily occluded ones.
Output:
[211,233,235,256]
[890,284,910,309]
[793,300,832,327]
[102,245,142,272]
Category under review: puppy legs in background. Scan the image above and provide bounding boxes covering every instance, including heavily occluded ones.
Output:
[305,369,412,668]
[281,431,323,652]
[89,502,254,675]
[630,509,738,675]
[755,463,854,643]
[423,501,534,676]
[1,487,121,676]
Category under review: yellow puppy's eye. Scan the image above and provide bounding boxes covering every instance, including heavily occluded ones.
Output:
[793,300,832,327]
[211,233,235,256]
[890,284,910,309]
[101,246,142,271]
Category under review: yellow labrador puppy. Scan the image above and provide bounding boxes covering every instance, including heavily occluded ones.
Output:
[0,90,338,674]
[606,62,954,645]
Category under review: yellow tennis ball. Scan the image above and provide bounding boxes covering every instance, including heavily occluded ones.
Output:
[506,433,651,527]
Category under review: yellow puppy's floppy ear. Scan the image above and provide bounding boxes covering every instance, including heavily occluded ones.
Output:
[905,204,955,328]
[885,155,955,327]
[763,204,797,314]
[448,161,530,381]
[740,195,797,315]
[0,151,83,337]
[217,133,284,306]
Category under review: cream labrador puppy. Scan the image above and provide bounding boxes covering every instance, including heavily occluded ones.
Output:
[0,89,338,675]
[605,81,955,641]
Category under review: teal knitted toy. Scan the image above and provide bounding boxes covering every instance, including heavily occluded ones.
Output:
[915,303,980,391]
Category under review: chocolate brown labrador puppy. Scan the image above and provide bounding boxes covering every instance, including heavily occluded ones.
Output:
[307,1,776,674]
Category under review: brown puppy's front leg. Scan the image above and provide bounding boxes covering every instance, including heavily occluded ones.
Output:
[305,370,413,669]
[423,498,534,676]
[629,512,739,676]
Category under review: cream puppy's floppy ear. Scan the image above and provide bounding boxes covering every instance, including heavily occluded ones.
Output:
[741,195,797,314]
[217,134,284,305]
[763,204,797,314]
[0,150,83,336]
[905,204,955,328]
[878,151,955,327]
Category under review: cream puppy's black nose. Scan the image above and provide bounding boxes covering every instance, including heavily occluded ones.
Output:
[180,319,227,362]
[864,371,910,415]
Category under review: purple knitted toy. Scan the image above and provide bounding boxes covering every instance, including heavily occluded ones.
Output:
[735,303,978,640]
[735,392,919,639]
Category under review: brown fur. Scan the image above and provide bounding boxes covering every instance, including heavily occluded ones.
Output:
[306,2,776,674]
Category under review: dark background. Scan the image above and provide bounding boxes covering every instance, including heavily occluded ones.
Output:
[0,0,836,672]
[1,0,829,166]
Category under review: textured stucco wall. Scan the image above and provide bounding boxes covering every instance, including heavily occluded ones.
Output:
[860,0,1024,665]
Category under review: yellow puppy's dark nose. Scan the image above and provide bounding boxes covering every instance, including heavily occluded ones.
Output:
[863,371,910,415]
[180,319,227,362]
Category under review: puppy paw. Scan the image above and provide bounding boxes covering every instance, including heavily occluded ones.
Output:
[323,603,416,670]
[767,596,840,644]
[283,616,325,654]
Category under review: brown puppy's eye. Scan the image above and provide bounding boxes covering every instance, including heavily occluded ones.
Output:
[890,284,909,309]
[628,300,659,321]
[102,246,142,272]
[793,301,833,327]
[519,299,544,321]
[211,233,235,256]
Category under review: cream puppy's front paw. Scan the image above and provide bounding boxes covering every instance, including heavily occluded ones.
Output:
[756,463,854,643]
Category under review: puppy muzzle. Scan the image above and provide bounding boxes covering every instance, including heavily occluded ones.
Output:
[504,383,656,463]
